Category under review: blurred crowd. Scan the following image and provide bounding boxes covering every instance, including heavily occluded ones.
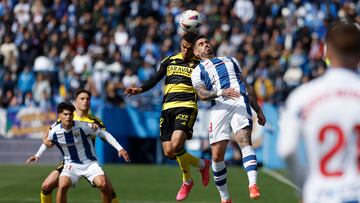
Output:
[0,0,359,112]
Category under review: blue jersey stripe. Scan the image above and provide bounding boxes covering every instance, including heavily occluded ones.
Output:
[64,131,82,164]
[212,58,230,89]
[243,94,253,127]
[227,57,246,95]
[52,133,65,157]
[199,63,216,106]
[199,64,212,90]
[80,129,97,161]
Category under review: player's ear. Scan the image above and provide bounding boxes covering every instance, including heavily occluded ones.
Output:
[193,48,199,57]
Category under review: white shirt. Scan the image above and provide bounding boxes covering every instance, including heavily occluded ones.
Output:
[278,68,360,202]
[48,121,123,164]
[191,56,248,107]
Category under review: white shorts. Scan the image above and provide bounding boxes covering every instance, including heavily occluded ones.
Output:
[208,98,252,144]
[60,161,105,186]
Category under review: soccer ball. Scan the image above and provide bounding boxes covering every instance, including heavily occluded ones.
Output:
[179,10,202,32]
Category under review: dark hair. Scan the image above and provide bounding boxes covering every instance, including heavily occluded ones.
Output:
[57,102,75,113]
[182,32,200,45]
[193,35,207,46]
[326,22,360,59]
[75,89,92,99]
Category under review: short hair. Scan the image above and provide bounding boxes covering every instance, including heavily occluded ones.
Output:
[193,35,207,47]
[75,89,92,99]
[326,22,360,60]
[57,102,75,113]
[182,32,200,45]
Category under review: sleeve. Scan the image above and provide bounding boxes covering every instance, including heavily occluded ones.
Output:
[34,144,47,157]
[47,129,54,141]
[277,92,302,159]
[140,56,168,92]
[231,57,242,73]
[89,115,106,129]
[82,123,97,137]
[97,130,123,151]
[191,66,205,87]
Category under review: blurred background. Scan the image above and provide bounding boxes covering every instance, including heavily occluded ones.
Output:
[0,0,359,168]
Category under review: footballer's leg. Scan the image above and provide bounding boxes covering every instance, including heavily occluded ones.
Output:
[172,130,194,201]
[234,126,260,199]
[104,175,120,203]
[211,140,231,203]
[41,169,60,203]
[93,175,112,203]
[56,176,72,203]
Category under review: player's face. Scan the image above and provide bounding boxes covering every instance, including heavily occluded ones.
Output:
[194,38,213,59]
[181,39,194,60]
[75,92,90,112]
[60,109,74,128]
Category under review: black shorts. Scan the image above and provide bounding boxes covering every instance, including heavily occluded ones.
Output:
[55,162,64,173]
[159,107,197,142]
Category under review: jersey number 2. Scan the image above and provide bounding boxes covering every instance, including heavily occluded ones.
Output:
[319,124,360,176]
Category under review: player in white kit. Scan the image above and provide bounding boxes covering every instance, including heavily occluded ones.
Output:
[278,22,360,203]
[43,102,129,203]
[191,35,266,203]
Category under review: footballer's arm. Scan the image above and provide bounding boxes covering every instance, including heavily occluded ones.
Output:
[194,84,241,101]
[124,58,167,96]
[240,74,266,126]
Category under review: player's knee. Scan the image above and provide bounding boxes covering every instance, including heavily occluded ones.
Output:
[41,181,54,192]
[163,147,175,158]
[96,179,107,190]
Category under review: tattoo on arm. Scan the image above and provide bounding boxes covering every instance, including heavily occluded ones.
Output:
[195,84,219,101]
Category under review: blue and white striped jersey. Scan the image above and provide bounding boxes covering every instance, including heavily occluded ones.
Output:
[48,121,118,164]
[191,57,248,106]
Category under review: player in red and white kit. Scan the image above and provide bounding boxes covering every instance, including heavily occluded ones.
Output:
[278,22,360,203]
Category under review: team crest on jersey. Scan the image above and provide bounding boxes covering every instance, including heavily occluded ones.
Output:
[73,128,81,137]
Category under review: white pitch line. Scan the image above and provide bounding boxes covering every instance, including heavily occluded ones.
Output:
[262,168,301,192]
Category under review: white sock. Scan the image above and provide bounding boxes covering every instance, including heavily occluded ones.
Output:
[212,160,230,201]
[241,145,258,186]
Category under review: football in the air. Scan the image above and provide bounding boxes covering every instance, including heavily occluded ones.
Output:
[179,10,202,32]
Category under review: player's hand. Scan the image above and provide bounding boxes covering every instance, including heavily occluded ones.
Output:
[90,123,99,131]
[257,111,266,126]
[124,87,142,96]
[26,155,39,164]
[118,149,130,162]
[222,88,240,99]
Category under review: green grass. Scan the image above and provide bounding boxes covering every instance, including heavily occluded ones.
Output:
[0,164,299,203]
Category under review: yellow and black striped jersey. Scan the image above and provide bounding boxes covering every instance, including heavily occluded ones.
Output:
[141,53,200,111]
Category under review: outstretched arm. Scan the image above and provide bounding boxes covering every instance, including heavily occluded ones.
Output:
[26,143,51,164]
[98,130,130,162]
[124,59,167,96]
[194,84,241,101]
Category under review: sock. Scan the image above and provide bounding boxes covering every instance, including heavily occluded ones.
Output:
[175,148,192,182]
[40,190,52,203]
[241,145,258,186]
[110,192,120,203]
[212,160,230,201]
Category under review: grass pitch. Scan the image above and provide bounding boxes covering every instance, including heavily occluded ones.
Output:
[0,164,299,203]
